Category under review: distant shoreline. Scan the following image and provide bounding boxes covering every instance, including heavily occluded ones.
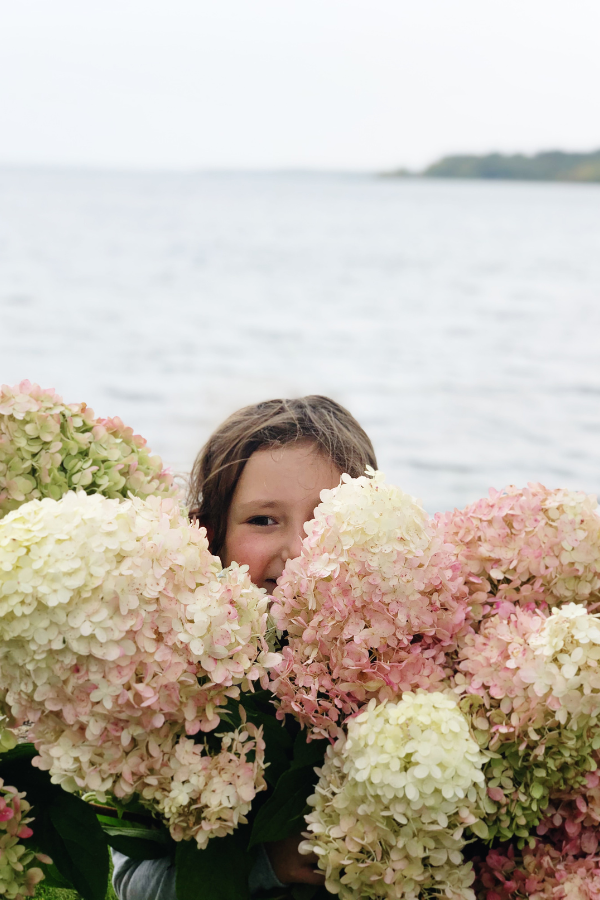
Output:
[1,158,600,182]
[385,150,600,182]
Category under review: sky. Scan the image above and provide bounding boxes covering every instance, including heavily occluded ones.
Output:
[1,0,599,172]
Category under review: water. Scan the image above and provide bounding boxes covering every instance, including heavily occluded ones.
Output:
[1,167,599,513]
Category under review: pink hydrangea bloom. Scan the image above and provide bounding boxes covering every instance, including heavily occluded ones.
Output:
[0,779,50,898]
[535,769,600,857]
[455,604,600,840]
[0,491,278,846]
[438,484,600,620]
[474,840,600,900]
[270,470,469,739]
[0,380,177,519]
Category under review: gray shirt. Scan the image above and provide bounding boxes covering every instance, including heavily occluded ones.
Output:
[111,844,285,900]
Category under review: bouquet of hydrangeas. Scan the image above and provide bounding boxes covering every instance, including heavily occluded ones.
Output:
[4,380,600,900]
[267,473,600,900]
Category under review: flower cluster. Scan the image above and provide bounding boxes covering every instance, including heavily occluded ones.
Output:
[266,476,600,898]
[33,711,265,850]
[270,470,469,738]
[301,692,488,900]
[536,777,600,858]
[0,491,278,846]
[438,484,600,621]
[454,603,600,841]
[0,779,50,899]
[474,840,600,900]
[0,380,177,519]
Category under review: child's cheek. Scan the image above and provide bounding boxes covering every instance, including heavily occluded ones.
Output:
[227,529,271,586]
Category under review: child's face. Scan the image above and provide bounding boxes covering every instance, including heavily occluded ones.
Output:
[222,441,340,594]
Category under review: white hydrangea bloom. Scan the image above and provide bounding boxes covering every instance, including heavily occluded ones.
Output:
[0,492,272,723]
[0,491,276,846]
[310,468,432,566]
[522,603,600,723]
[529,602,600,658]
[301,692,487,900]
[342,692,485,809]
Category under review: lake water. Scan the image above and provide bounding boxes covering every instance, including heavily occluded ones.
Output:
[1,167,599,513]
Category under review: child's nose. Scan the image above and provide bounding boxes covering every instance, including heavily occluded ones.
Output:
[282,527,304,563]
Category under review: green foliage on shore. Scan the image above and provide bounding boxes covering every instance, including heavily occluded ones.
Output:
[388,150,600,182]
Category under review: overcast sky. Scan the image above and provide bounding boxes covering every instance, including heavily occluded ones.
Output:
[1,0,599,171]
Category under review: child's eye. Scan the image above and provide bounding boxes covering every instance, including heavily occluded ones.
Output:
[247,516,277,527]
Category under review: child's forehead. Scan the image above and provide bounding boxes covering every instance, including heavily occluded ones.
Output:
[234,443,340,501]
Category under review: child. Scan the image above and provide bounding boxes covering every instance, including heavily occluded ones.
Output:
[112,395,377,900]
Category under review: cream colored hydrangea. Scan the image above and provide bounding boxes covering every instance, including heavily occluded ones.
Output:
[0,492,273,720]
[342,692,486,808]
[524,603,600,723]
[301,692,487,900]
[308,468,432,568]
[0,491,277,846]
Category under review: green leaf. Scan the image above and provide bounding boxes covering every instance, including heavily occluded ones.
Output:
[252,891,289,900]
[469,818,490,840]
[0,755,109,900]
[0,742,38,765]
[291,732,327,771]
[291,886,321,900]
[99,813,173,860]
[99,820,171,843]
[176,830,252,900]
[93,794,155,818]
[292,887,329,900]
[43,791,110,900]
[105,834,171,860]
[259,716,295,786]
[237,692,294,786]
[250,766,320,847]
[36,860,75,891]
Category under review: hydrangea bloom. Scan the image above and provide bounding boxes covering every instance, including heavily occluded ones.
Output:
[536,779,600,858]
[34,711,265,849]
[0,491,278,846]
[455,604,600,841]
[301,692,488,900]
[474,840,600,900]
[0,779,49,899]
[0,380,177,519]
[270,470,469,738]
[438,484,600,620]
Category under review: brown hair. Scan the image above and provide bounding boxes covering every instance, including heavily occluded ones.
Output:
[188,395,377,557]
